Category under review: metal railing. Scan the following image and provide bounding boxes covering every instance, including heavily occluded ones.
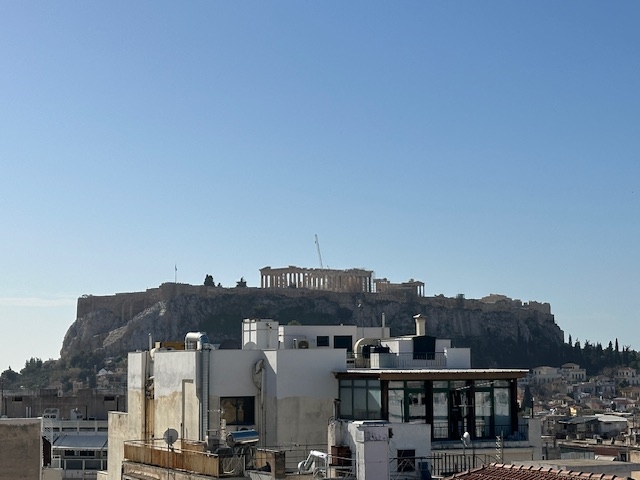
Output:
[427,452,494,476]
[54,458,107,471]
[389,453,495,479]
[263,443,328,472]
[347,352,447,369]
[432,424,529,442]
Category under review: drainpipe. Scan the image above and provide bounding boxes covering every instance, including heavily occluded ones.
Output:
[261,362,266,445]
[185,332,212,443]
[252,359,266,445]
[201,343,211,442]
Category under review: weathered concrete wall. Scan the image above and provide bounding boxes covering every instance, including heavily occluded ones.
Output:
[0,418,42,480]
[122,460,222,480]
[270,349,345,448]
[127,352,148,439]
[106,411,131,480]
[153,350,198,441]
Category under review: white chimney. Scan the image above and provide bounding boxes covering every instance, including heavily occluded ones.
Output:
[413,314,426,336]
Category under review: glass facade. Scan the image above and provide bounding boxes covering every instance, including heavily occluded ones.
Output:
[388,381,427,423]
[339,379,382,420]
[339,377,517,440]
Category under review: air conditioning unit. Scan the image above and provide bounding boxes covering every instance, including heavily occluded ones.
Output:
[293,338,309,349]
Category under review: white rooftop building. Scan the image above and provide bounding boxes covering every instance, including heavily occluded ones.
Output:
[103,314,540,480]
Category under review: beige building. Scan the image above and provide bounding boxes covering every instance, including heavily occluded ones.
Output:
[0,418,42,480]
[532,366,562,384]
[560,363,587,382]
[616,366,640,386]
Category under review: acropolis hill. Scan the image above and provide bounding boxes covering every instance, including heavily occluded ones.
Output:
[62,266,565,369]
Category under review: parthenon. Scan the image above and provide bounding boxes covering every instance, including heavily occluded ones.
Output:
[260,266,375,293]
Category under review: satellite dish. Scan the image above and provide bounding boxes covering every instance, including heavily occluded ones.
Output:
[163,428,179,447]
[462,431,471,447]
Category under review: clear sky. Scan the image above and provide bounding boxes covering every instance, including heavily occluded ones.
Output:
[1,2,639,374]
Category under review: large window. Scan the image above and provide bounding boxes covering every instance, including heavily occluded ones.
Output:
[493,381,511,436]
[432,381,449,439]
[389,381,426,423]
[339,379,382,420]
[221,397,255,425]
[431,379,514,441]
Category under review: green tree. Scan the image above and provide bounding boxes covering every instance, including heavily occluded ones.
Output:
[605,341,614,366]
[22,357,43,375]
[204,274,215,287]
[0,367,19,385]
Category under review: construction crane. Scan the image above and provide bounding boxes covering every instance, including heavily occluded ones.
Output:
[314,234,325,269]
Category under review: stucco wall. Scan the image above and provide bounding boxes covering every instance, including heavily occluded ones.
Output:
[106,411,132,480]
[153,350,199,441]
[126,352,147,438]
[0,418,42,480]
[107,351,151,480]
[270,349,345,447]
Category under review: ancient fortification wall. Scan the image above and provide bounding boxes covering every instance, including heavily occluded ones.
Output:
[76,282,554,325]
[67,282,563,369]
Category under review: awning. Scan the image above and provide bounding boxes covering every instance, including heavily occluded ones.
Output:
[52,434,108,450]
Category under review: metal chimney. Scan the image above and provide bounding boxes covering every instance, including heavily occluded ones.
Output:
[413,314,427,336]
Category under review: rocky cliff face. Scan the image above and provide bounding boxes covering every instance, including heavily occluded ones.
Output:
[62,284,564,368]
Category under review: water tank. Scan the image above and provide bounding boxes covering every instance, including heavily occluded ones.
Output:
[226,429,259,446]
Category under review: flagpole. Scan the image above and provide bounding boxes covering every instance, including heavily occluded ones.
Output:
[175,263,177,284]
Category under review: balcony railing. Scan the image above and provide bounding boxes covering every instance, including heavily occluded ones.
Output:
[49,456,107,472]
[347,352,447,369]
[124,440,242,478]
[432,423,529,443]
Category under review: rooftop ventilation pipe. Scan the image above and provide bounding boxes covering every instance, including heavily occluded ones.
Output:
[184,332,212,442]
[185,332,210,350]
[413,314,427,336]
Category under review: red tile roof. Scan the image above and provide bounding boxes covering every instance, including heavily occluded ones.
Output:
[444,463,628,480]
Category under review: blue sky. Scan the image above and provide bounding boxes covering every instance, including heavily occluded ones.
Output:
[1,2,639,373]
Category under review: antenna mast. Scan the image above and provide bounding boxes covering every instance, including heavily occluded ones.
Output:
[314,234,325,269]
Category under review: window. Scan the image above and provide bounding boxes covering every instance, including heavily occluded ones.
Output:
[494,388,511,436]
[432,381,449,439]
[221,397,255,425]
[339,379,382,420]
[474,391,491,438]
[317,336,330,347]
[389,381,426,423]
[334,335,353,352]
[397,449,416,472]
